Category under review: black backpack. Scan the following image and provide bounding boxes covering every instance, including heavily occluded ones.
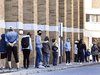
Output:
[21,37,29,48]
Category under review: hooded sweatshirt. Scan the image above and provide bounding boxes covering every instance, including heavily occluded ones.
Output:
[64,37,71,52]
[0,34,6,53]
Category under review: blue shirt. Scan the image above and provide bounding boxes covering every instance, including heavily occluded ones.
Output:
[5,31,19,46]
[35,35,42,48]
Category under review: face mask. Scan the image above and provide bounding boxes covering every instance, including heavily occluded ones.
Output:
[38,33,42,35]
[67,39,70,42]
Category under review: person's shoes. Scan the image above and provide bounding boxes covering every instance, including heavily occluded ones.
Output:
[0,68,2,70]
[69,63,72,65]
[44,66,46,67]
[26,67,29,69]
[47,65,50,67]
[9,67,12,70]
[17,67,22,70]
[39,62,43,65]
[66,63,69,65]
[38,65,45,69]
[80,63,82,65]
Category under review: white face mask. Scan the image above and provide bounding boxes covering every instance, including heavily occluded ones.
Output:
[55,40,57,42]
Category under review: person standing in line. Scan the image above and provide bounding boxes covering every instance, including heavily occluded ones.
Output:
[91,43,99,62]
[35,30,45,68]
[82,41,87,62]
[21,32,33,69]
[86,49,90,63]
[74,41,78,64]
[64,37,71,65]
[52,39,59,66]
[77,39,84,65]
[0,34,7,70]
[5,26,20,70]
[42,36,51,67]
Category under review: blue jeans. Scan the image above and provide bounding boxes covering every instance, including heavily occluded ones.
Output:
[35,47,42,67]
[43,53,50,66]
[52,52,58,65]
[83,50,85,62]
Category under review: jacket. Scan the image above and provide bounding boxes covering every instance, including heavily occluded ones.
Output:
[0,34,6,53]
[91,45,98,55]
[21,35,33,51]
[5,31,19,46]
[42,41,51,54]
[77,39,83,52]
[64,37,71,52]
[74,44,78,54]
[35,35,42,48]
[86,51,90,56]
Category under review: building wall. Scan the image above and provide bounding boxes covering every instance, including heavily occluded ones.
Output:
[0,0,85,67]
[92,0,100,8]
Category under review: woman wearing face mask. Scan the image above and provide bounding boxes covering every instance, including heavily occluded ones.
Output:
[35,30,45,68]
[64,37,71,65]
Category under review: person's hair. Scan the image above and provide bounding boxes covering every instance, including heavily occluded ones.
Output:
[52,38,55,43]
[44,36,49,41]
[9,28,14,31]
[27,32,31,37]
[37,30,41,33]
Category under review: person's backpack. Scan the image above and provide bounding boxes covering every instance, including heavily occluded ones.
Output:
[52,44,58,51]
[92,46,96,51]
[21,37,29,48]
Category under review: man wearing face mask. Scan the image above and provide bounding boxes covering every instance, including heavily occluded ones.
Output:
[64,37,71,65]
[35,30,45,68]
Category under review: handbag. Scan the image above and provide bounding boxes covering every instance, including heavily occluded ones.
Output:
[52,45,58,51]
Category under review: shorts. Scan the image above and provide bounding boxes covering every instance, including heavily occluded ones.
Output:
[1,53,7,59]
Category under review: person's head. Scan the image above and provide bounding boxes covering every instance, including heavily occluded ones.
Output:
[93,43,96,46]
[44,36,49,41]
[27,32,31,37]
[66,37,70,42]
[75,40,78,44]
[9,26,14,31]
[1,34,5,39]
[37,30,42,36]
[87,49,90,51]
[52,38,55,43]
[79,39,83,43]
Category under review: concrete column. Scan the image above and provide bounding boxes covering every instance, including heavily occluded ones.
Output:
[5,0,23,67]
[66,0,74,60]
[80,0,84,39]
[49,0,59,64]
[73,0,80,42]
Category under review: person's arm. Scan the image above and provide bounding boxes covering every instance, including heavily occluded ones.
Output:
[35,35,42,45]
[13,33,19,45]
[5,34,10,45]
[64,42,67,49]
[48,42,51,50]
[29,37,33,51]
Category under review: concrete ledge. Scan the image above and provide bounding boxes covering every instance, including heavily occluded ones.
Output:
[1,62,100,75]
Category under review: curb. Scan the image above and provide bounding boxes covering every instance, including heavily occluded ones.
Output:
[1,63,100,75]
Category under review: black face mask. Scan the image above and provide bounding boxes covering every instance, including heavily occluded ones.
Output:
[38,33,42,35]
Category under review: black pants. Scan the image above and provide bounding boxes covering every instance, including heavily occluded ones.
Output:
[66,51,70,63]
[7,46,19,63]
[85,52,87,62]
[93,55,98,62]
[78,50,83,62]
[23,49,30,68]
[74,54,78,62]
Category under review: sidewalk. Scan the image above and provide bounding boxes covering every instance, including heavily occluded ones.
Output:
[1,62,100,75]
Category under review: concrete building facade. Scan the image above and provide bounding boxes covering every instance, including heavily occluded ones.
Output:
[0,0,85,67]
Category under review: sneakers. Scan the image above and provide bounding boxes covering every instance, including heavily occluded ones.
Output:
[66,63,69,65]
[38,65,45,69]
[17,67,22,70]
[69,63,72,65]
[80,63,82,65]
[39,62,43,65]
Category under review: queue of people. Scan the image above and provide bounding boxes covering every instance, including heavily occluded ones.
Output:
[0,26,99,70]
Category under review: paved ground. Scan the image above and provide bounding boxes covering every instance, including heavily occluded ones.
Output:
[29,64,100,75]
[1,62,100,75]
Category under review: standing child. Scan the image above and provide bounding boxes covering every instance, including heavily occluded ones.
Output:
[0,34,7,70]
[74,41,78,64]
[86,49,90,63]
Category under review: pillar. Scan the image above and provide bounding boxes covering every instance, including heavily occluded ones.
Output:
[5,0,23,67]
